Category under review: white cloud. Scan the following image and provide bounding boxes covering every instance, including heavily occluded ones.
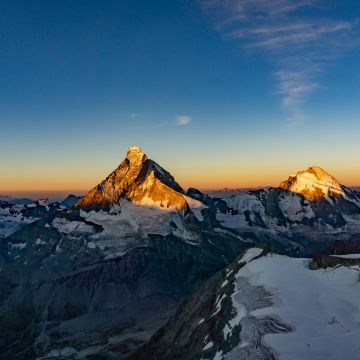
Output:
[275,70,319,111]
[176,115,191,126]
[200,0,358,120]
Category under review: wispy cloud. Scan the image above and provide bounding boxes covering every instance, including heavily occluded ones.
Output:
[176,115,192,126]
[200,0,358,123]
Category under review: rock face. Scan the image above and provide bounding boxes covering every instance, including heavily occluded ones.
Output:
[279,166,345,200]
[60,194,83,208]
[76,146,188,212]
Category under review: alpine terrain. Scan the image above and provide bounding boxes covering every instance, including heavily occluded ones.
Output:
[0,147,359,360]
[132,248,360,360]
[0,146,250,359]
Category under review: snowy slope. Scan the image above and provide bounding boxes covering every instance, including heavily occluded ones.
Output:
[132,249,360,360]
[238,254,360,360]
[206,252,360,360]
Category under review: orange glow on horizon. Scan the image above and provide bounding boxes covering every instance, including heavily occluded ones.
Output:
[1,165,359,197]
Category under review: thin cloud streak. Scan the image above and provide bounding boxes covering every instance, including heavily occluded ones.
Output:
[200,0,358,122]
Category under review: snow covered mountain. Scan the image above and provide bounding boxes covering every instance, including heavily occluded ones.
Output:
[132,249,360,360]
[279,166,346,200]
[216,166,360,240]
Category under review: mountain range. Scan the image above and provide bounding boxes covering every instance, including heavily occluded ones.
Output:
[0,146,359,359]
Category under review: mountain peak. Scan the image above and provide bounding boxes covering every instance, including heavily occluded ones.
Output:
[306,166,331,178]
[76,146,188,212]
[126,145,147,164]
[279,166,344,200]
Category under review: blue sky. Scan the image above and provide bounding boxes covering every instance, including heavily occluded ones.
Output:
[1,0,360,194]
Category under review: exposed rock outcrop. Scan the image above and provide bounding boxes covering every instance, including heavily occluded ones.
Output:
[76,146,188,212]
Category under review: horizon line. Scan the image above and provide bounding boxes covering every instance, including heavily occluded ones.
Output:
[2,184,360,199]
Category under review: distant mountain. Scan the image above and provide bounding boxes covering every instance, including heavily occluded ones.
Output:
[76,146,188,212]
[216,166,360,239]
[0,200,51,240]
[60,194,83,208]
[279,166,346,200]
[0,195,34,205]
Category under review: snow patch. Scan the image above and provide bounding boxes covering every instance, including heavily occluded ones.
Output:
[211,293,227,317]
[184,195,207,221]
[35,238,46,246]
[80,199,195,256]
[238,248,263,264]
[330,254,360,259]
[9,242,27,250]
[279,193,314,222]
[52,218,94,234]
[203,341,213,350]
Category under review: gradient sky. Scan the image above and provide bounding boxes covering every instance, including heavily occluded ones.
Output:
[1,0,360,196]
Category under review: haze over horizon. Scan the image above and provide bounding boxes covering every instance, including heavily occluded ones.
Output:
[2,144,360,199]
[1,0,360,194]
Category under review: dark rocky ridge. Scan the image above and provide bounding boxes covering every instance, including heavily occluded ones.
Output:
[309,254,360,269]
[61,194,83,208]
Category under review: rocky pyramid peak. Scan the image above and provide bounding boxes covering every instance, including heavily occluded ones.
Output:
[279,166,345,200]
[126,145,147,164]
[76,146,188,212]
